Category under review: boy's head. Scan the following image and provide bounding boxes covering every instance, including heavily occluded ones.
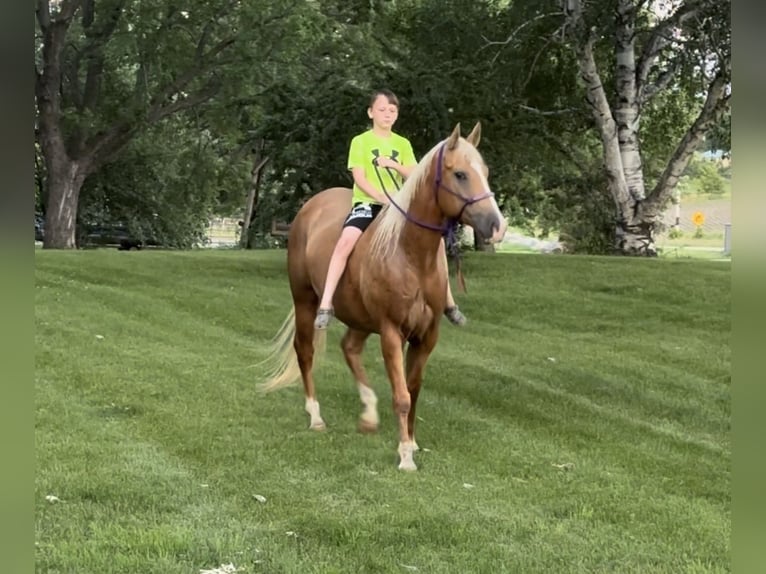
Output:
[367,89,399,130]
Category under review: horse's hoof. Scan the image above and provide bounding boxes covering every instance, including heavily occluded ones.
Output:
[398,460,418,471]
[357,419,379,434]
[309,421,326,431]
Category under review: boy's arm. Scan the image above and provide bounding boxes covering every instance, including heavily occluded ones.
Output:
[351,167,389,204]
[394,163,415,179]
[376,157,414,179]
[378,139,417,179]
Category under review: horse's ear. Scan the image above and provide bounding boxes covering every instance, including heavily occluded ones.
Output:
[447,123,461,150]
[466,122,481,148]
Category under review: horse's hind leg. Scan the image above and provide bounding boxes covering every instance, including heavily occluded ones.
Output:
[294,299,326,430]
[340,328,377,433]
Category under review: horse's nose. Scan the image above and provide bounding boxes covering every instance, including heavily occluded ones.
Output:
[490,216,508,243]
[470,212,506,243]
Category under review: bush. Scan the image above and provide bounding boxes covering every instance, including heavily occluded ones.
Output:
[697,162,726,196]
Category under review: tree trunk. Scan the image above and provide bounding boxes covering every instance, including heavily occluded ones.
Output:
[574,35,655,255]
[239,140,268,249]
[614,1,646,202]
[43,157,89,249]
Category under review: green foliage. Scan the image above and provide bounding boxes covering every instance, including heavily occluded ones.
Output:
[676,154,729,198]
[705,109,731,153]
[35,0,730,254]
[697,163,726,197]
[641,89,701,191]
[557,199,616,254]
[78,118,248,247]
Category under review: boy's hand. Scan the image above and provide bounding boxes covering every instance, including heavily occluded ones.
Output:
[375,156,399,169]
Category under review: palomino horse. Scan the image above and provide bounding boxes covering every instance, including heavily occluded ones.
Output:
[259,123,507,470]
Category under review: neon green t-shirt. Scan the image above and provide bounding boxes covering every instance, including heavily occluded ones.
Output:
[347,129,417,205]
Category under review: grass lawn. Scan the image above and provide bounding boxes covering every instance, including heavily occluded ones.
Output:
[35,249,730,573]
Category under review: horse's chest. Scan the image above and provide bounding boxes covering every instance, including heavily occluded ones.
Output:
[363,265,443,333]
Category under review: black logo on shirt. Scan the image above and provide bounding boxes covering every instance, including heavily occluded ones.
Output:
[371,148,401,192]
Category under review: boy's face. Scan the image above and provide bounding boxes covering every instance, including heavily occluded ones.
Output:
[368,95,399,129]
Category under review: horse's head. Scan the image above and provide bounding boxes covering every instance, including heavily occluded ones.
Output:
[435,123,507,243]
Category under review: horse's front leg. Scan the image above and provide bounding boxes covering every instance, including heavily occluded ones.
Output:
[380,323,417,471]
[340,328,378,433]
[405,328,439,452]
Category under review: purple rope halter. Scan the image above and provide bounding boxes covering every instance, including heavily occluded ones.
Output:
[381,142,495,256]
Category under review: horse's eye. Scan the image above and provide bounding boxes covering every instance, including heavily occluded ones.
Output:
[454,171,468,181]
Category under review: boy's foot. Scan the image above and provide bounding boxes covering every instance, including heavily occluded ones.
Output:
[314,308,334,330]
[444,306,467,327]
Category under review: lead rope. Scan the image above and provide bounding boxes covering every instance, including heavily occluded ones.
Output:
[444,221,467,293]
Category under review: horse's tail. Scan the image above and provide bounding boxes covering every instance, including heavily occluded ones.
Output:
[257,306,327,393]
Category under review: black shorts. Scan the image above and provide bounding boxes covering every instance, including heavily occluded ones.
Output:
[343,202,384,232]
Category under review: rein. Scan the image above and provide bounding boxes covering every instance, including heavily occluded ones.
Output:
[379,142,495,292]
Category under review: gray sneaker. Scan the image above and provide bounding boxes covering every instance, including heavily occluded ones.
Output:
[445,306,467,327]
[314,308,334,330]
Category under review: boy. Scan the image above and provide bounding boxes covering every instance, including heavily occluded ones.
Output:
[314,89,467,329]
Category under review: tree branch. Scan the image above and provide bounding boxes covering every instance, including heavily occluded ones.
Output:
[646,69,730,210]
[542,132,592,175]
[636,0,701,96]
[639,60,681,103]
[68,0,126,156]
[520,34,557,92]
[81,26,230,170]
[146,37,235,120]
[517,104,579,116]
[196,20,215,61]
[82,124,137,173]
[148,81,222,123]
[80,0,125,112]
[481,11,564,51]
[54,0,83,22]
[36,0,51,31]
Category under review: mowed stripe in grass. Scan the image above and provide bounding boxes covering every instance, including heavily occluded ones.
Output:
[35,250,730,573]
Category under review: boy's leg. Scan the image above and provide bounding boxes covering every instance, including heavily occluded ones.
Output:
[315,226,363,329]
[440,238,467,327]
[444,281,467,326]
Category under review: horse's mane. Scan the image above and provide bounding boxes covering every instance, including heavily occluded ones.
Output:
[369,140,443,260]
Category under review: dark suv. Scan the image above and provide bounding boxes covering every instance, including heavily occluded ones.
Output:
[35,215,160,249]
[79,222,158,250]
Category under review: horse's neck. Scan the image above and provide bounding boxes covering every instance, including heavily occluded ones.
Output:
[398,171,445,269]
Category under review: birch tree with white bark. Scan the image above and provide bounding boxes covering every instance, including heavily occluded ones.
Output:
[559,0,730,254]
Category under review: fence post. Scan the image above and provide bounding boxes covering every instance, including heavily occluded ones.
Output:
[723,223,731,256]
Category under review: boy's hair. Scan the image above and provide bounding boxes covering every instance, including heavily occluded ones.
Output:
[369,89,399,108]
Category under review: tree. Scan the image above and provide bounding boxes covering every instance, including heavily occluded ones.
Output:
[34,0,304,248]
[556,0,730,254]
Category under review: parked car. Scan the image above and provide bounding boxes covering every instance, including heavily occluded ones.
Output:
[79,222,160,250]
[35,215,161,249]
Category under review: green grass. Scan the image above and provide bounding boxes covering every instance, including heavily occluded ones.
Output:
[35,250,730,573]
